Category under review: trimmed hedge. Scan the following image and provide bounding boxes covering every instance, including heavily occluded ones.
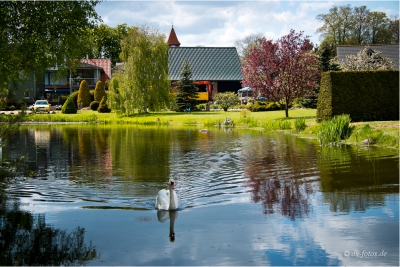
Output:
[90,101,100,111]
[317,71,399,122]
[247,101,281,112]
[61,97,77,114]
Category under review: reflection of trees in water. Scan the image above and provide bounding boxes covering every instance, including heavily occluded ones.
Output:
[245,176,312,220]
[318,146,399,213]
[242,135,317,220]
[0,203,97,266]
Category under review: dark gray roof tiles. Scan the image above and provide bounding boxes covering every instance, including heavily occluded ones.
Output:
[337,44,399,69]
[169,47,243,81]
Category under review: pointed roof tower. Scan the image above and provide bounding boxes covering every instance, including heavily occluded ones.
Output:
[167,25,181,47]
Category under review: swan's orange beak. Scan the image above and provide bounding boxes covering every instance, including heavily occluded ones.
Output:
[170,183,175,189]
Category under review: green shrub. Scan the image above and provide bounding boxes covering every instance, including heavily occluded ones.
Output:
[238,117,259,127]
[278,120,291,130]
[294,118,307,132]
[317,114,352,146]
[61,97,77,114]
[196,103,206,110]
[97,96,111,113]
[94,81,106,102]
[247,101,280,112]
[90,101,100,111]
[69,91,79,108]
[77,80,91,109]
[210,103,220,109]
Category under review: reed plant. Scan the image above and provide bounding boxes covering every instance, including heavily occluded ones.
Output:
[261,119,291,131]
[294,118,307,132]
[183,118,198,125]
[238,117,259,128]
[317,114,352,146]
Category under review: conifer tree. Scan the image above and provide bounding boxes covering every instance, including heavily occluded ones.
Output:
[77,80,91,109]
[94,80,106,102]
[61,97,77,114]
[175,59,198,112]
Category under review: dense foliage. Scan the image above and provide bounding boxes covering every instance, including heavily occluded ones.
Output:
[90,101,100,111]
[94,81,106,102]
[98,96,111,113]
[213,92,238,111]
[175,59,199,112]
[61,97,77,114]
[242,30,321,117]
[87,23,131,67]
[0,0,101,91]
[316,5,399,46]
[77,80,91,109]
[317,71,399,122]
[108,25,170,115]
[247,101,281,112]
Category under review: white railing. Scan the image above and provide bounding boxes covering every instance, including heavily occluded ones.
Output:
[69,78,97,87]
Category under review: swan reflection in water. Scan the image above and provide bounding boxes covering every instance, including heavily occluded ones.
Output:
[157,210,178,242]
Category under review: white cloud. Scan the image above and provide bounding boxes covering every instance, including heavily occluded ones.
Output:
[95,1,399,47]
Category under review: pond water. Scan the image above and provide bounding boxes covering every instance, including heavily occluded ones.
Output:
[0,125,398,266]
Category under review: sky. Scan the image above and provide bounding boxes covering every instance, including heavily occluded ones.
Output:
[95,0,399,47]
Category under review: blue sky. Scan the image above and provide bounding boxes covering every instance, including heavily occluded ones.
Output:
[95,0,399,47]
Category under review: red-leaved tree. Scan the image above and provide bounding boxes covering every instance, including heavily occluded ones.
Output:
[242,30,321,117]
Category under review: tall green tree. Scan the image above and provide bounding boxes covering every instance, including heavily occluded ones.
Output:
[107,25,169,115]
[316,4,396,47]
[0,1,101,91]
[175,59,199,112]
[315,40,340,71]
[87,23,131,67]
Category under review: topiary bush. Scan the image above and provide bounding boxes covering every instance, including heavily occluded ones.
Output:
[97,96,111,113]
[247,101,280,112]
[90,101,100,111]
[94,81,106,102]
[61,97,77,114]
[77,80,91,109]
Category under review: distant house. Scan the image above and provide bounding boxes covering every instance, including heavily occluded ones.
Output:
[167,27,243,100]
[44,58,111,103]
[336,44,399,69]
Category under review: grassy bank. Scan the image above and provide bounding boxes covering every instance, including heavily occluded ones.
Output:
[24,109,399,149]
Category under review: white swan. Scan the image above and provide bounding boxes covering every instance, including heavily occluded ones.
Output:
[155,179,179,210]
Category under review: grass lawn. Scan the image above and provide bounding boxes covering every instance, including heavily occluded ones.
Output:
[24,108,399,150]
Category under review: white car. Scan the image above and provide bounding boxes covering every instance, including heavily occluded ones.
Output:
[33,100,50,112]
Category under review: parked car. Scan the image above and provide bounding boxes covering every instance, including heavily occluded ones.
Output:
[33,100,50,112]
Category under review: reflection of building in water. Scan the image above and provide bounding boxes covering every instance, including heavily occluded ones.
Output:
[33,129,51,149]
[3,128,71,179]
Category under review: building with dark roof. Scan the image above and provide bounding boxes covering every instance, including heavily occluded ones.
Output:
[167,27,243,98]
[336,44,399,69]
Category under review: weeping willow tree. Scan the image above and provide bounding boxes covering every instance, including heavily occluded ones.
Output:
[108,25,170,115]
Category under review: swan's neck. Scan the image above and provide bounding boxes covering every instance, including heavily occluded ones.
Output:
[169,187,176,210]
